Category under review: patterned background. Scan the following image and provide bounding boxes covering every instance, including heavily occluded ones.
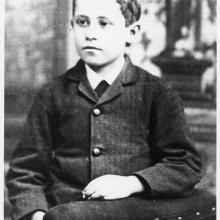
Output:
[4,1,216,219]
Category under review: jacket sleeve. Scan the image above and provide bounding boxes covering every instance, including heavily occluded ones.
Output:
[6,85,54,220]
[135,82,202,198]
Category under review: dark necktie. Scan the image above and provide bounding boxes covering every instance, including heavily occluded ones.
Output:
[95,80,109,97]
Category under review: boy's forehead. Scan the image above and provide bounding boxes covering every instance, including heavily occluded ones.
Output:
[74,0,123,18]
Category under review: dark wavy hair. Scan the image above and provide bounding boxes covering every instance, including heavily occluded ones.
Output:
[72,0,141,26]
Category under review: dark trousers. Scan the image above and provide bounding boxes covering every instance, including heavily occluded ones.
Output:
[43,190,216,220]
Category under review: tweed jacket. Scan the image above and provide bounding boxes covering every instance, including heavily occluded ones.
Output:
[6,57,202,220]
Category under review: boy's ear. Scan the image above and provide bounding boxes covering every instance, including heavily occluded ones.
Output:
[70,19,74,28]
[126,23,141,45]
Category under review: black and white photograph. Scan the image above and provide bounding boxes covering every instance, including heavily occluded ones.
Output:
[4,0,217,219]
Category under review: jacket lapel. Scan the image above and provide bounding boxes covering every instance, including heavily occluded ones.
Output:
[67,56,138,105]
[97,56,138,105]
[78,80,98,103]
[97,79,123,105]
[68,60,98,103]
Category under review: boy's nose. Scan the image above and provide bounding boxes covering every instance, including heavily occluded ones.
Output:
[86,36,97,41]
[85,26,98,41]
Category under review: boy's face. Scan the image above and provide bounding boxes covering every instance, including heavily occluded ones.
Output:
[72,0,132,67]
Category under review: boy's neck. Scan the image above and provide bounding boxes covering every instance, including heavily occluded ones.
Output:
[86,54,125,77]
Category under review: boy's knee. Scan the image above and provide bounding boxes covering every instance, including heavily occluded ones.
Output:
[43,203,90,220]
[43,207,64,220]
[43,205,75,220]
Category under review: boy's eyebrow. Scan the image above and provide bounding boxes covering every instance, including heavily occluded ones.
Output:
[75,14,89,18]
[75,15,110,20]
[98,16,108,19]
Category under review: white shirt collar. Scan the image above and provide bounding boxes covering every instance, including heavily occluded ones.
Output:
[85,57,125,89]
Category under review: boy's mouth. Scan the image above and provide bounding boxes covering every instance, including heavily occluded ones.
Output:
[83,46,102,51]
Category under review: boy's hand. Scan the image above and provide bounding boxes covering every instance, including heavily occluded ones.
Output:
[30,211,45,220]
[82,175,144,200]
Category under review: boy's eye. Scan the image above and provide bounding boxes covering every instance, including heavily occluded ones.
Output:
[76,17,90,27]
[99,19,113,28]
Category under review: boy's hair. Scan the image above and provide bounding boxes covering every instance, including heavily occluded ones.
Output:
[72,0,141,26]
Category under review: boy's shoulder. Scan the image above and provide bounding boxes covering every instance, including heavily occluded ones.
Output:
[38,60,85,93]
[135,64,180,100]
[135,64,161,82]
[134,63,169,91]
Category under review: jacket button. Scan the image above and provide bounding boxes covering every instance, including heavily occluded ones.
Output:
[93,108,101,116]
[92,147,101,157]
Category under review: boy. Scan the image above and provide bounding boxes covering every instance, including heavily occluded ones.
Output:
[6,0,215,219]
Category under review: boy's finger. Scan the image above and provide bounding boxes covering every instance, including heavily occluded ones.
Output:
[103,194,118,200]
[83,186,96,196]
[89,191,102,199]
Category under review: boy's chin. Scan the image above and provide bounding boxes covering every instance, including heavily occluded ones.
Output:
[81,54,123,69]
[81,57,109,68]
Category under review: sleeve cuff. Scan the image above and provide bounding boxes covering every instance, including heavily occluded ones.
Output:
[132,174,151,195]
[21,210,46,220]
[11,193,48,220]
